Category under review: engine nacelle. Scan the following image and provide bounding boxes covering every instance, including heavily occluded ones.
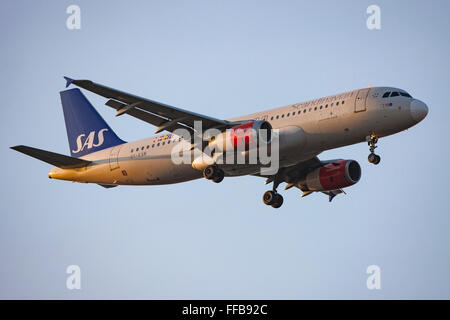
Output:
[303,160,361,191]
[208,120,272,153]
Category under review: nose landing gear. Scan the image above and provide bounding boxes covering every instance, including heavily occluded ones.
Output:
[367,134,381,165]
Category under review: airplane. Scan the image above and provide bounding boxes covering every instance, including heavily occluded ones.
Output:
[11,77,428,208]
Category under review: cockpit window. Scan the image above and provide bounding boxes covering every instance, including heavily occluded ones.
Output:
[400,92,412,98]
[383,91,412,98]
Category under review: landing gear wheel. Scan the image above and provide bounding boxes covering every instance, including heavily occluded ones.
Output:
[263,191,283,208]
[263,190,276,205]
[212,171,224,183]
[271,193,284,208]
[373,154,381,165]
[203,166,217,180]
[368,153,381,165]
[203,166,225,183]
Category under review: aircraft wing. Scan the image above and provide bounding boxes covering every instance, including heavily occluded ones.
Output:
[257,157,322,181]
[64,77,240,135]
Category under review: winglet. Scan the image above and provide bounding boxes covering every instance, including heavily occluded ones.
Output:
[328,192,337,202]
[64,76,74,88]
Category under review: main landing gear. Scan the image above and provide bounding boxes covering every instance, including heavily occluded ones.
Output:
[203,165,224,183]
[262,190,284,208]
[262,179,284,208]
[367,134,381,165]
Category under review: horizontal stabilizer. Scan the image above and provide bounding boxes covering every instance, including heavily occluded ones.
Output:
[10,145,91,169]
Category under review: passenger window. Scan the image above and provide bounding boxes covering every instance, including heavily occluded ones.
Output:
[382,92,391,98]
[391,92,400,97]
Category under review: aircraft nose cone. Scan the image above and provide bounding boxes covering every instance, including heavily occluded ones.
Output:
[410,99,428,123]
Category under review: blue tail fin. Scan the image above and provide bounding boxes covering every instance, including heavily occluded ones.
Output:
[60,88,125,157]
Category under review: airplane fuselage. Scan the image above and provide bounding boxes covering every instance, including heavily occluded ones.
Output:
[48,86,427,186]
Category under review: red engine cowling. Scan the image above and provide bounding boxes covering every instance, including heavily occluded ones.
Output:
[304,160,361,191]
[229,120,272,149]
[209,120,272,152]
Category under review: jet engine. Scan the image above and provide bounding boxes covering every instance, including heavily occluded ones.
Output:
[302,160,361,191]
[207,120,272,152]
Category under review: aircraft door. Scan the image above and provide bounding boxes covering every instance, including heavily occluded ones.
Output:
[109,145,122,170]
[354,88,370,112]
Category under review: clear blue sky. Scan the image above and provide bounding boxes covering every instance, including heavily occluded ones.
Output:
[1,0,449,299]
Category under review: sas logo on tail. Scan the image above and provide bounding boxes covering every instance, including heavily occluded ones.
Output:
[72,129,108,153]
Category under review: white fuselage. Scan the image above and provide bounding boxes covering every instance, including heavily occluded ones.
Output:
[48,87,426,185]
